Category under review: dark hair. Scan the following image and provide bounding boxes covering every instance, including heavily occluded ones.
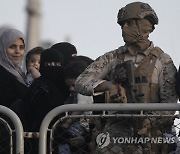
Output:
[25,46,44,68]
[63,60,87,79]
[71,55,94,66]
[64,55,93,79]
[175,66,180,98]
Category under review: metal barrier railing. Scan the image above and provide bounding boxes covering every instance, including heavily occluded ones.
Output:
[0,103,179,153]
[0,105,24,154]
[39,103,180,154]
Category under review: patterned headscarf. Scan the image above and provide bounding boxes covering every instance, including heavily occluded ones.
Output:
[0,27,27,85]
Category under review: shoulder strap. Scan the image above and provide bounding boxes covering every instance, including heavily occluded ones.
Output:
[150,47,164,57]
[135,47,163,81]
[138,47,163,67]
[116,46,126,63]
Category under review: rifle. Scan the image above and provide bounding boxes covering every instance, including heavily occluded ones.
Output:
[114,60,142,103]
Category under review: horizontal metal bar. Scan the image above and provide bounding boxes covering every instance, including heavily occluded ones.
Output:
[39,103,180,154]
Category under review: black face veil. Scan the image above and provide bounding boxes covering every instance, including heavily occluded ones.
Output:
[40,48,65,87]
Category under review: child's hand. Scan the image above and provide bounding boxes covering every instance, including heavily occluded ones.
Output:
[29,67,41,78]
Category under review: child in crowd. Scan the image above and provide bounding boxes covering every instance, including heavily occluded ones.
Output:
[56,56,94,154]
[25,47,44,86]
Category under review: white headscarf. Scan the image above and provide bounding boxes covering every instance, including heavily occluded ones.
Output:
[0,27,27,85]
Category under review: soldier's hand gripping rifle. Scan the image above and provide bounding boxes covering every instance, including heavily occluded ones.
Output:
[114,60,141,103]
[104,60,129,103]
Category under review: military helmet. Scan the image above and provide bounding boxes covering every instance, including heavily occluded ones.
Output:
[117,2,158,26]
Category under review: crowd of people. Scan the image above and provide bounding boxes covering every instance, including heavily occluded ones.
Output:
[0,1,180,154]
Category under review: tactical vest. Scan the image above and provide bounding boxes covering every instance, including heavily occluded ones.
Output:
[115,46,163,103]
[134,47,163,103]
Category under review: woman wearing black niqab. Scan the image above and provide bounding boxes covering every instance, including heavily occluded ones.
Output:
[51,42,77,65]
[23,48,70,132]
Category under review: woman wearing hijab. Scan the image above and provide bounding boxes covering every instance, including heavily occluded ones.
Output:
[0,27,28,107]
[51,42,77,66]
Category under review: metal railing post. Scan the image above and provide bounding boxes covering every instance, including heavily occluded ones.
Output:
[0,105,24,154]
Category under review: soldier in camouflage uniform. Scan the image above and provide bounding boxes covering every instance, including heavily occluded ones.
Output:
[75,2,178,154]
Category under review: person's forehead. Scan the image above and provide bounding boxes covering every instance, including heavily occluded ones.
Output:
[29,54,40,60]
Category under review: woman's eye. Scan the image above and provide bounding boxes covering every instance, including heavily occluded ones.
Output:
[19,45,25,50]
[9,44,25,50]
[9,44,16,49]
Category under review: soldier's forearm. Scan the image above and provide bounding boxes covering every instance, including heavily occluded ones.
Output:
[94,81,115,93]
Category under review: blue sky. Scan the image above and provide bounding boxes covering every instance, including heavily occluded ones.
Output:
[0,0,180,68]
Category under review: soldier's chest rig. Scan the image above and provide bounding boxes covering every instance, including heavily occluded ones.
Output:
[117,47,163,103]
